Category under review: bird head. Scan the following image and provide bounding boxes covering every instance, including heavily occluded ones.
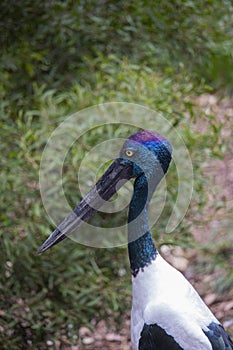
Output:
[120,130,172,179]
[37,130,172,253]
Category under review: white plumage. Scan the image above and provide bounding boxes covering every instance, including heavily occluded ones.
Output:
[131,254,219,350]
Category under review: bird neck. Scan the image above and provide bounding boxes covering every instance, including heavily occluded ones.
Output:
[128,175,157,277]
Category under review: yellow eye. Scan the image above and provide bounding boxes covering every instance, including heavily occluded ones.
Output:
[125,149,134,157]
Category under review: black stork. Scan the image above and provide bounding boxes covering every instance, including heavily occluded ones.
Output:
[38,130,233,350]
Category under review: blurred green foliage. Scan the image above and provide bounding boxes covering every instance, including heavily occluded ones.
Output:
[1,0,233,111]
[1,1,233,348]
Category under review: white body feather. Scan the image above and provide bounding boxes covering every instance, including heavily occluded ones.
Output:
[131,254,218,350]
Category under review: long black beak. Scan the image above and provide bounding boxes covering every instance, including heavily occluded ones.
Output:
[37,158,132,253]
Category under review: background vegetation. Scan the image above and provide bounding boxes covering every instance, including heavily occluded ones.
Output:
[1,1,233,349]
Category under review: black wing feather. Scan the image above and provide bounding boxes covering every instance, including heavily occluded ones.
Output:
[139,322,233,350]
[139,323,183,350]
[203,322,233,350]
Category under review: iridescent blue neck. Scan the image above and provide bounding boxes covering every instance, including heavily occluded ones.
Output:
[128,175,157,277]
